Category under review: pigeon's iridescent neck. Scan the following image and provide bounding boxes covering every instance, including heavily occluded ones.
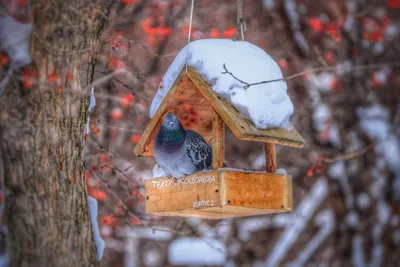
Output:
[156,124,186,152]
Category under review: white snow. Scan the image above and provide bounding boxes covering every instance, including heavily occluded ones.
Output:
[328,161,345,178]
[313,103,341,147]
[373,67,391,85]
[275,168,287,175]
[346,211,359,227]
[263,0,276,10]
[86,87,96,134]
[356,193,371,209]
[152,164,167,178]
[118,226,173,241]
[286,209,335,267]
[88,196,105,260]
[315,72,336,92]
[357,104,390,141]
[150,39,294,129]
[251,153,266,170]
[256,178,329,267]
[352,225,385,267]
[238,214,291,241]
[228,242,241,256]
[143,249,162,266]
[0,15,32,68]
[0,254,8,267]
[352,235,365,267]
[357,104,400,200]
[284,0,310,55]
[329,161,353,209]
[0,15,33,93]
[313,104,330,132]
[168,237,226,265]
[376,199,391,225]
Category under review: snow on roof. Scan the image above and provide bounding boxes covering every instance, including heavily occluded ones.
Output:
[150,39,294,129]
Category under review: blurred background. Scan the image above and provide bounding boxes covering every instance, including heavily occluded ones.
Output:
[1,0,400,266]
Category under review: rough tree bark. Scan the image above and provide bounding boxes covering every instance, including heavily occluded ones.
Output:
[0,0,112,266]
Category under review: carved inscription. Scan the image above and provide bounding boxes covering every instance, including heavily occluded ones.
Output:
[193,199,216,208]
[151,175,217,189]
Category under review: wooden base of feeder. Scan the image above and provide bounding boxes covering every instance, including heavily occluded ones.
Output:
[145,169,293,219]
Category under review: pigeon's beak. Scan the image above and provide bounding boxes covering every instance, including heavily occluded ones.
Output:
[168,121,174,125]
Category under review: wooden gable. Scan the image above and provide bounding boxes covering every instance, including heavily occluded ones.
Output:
[134,67,305,157]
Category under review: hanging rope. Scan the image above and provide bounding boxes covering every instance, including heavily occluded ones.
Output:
[185,0,195,73]
[236,0,246,41]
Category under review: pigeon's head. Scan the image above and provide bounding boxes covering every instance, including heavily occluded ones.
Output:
[162,113,182,130]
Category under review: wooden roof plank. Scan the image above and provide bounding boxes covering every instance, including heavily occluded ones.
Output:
[186,67,305,148]
[133,71,186,157]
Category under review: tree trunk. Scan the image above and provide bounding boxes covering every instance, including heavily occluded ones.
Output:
[0,0,112,266]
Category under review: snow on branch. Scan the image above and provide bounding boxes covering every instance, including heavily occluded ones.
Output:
[287,209,335,267]
[283,0,310,56]
[255,179,329,267]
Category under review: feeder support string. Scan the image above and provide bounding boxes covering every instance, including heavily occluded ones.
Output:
[237,0,246,41]
[185,0,195,73]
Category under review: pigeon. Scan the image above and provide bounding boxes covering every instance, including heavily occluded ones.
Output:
[154,113,212,178]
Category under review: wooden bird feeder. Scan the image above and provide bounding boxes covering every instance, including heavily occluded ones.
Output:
[134,66,305,219]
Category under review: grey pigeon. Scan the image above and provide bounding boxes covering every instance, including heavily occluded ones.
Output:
[154,113,212,178]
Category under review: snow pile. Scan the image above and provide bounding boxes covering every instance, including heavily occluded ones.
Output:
[150,39,294,129]
[88,196,105,260]
[357,104,400,199]
[168,237,226,265]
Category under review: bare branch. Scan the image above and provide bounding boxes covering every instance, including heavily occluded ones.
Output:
[221,61,400,89]
[322,144,374,164]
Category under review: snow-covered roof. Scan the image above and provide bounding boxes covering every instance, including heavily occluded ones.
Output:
[150,39,294,129]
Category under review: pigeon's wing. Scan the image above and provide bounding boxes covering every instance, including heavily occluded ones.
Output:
[185,130,212,171]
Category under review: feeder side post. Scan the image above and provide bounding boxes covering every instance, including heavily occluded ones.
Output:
[212,108,225,169]
[265,143,276,173]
